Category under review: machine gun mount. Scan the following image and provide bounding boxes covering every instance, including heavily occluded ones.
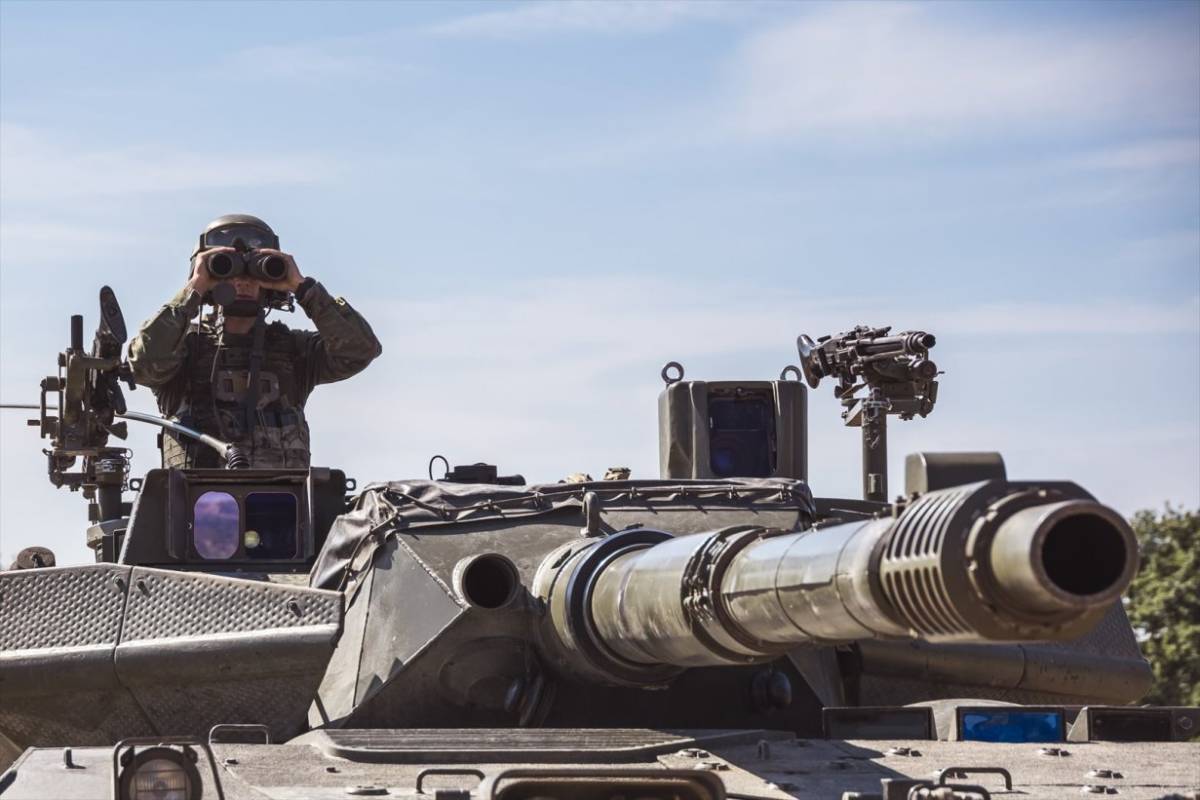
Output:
[798,325,939,502]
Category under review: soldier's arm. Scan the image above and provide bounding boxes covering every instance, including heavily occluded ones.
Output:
[127,287,203,387]
[295,280,383,388]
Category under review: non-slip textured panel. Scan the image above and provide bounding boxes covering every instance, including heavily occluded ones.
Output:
[0,565,129,651]
[121,567,340,641]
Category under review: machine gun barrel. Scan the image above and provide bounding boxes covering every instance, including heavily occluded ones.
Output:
[855,331,935,358]
[536,480,1137,686]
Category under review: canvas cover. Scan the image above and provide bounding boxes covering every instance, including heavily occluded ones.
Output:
[310,477,816,590]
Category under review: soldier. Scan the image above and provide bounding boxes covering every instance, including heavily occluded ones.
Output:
[129,214,382,468]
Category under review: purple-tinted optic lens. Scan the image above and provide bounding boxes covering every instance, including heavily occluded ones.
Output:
[194,491,239,559]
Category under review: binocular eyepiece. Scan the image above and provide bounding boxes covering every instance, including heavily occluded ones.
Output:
[207,251,289,283]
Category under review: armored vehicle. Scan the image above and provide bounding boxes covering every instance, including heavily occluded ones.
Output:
[1,289,1197,800]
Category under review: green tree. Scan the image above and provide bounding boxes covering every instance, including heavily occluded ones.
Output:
[1124,506,1200,706]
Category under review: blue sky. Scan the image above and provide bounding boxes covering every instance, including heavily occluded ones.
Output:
[1,0,1197,566]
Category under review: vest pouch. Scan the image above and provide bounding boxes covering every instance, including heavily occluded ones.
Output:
[248,409,311,469]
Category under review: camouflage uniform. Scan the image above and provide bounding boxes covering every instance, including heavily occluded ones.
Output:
[128,280,381,468]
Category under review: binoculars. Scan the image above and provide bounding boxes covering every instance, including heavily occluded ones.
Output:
[206,250,289,282]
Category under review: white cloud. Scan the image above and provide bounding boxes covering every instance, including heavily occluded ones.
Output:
[1064,138,1200,172]
[311,276,1200,473]
[1111,230,1200,271]
[212,31,421,82]
[0,220,150,266]
[726,3,1200,140]
[428,0,743,38]
[0,123,339,202]
[926,298,1200,336]
[220,42,386,80]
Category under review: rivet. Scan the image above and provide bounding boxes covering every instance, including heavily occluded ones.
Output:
[1087,769,1122,779]
[696,760,729,771]
[1039,747,1070,757]
[678,748,709,758]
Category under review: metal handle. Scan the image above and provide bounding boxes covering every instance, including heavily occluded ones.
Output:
[415,768,485,794]
[208,723,270,745]
[936,766,1012,790]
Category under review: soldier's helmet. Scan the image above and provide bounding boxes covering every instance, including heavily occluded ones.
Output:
[193,214,280,258]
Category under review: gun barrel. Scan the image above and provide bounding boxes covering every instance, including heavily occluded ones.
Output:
[856,331,935,357]
[536,480,1137,686]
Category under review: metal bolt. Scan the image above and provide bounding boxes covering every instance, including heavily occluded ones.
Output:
[286,599,303,616]
[1179,716,1195,731]
[62,748,77,769]
[1039,747,1070,757]
[887,746,921,757]
[678,748,709,758]
[696,760,729,771]
[223,758,238,766]
[326,766,340,773]
[1087,769,1122,779]
[756,740,772,760]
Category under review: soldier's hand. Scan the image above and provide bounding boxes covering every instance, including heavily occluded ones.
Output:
[256,249,304,293]
[186,247,235,296]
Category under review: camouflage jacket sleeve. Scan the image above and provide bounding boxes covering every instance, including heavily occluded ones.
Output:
[127,287,203,387]
[295,281,383,394]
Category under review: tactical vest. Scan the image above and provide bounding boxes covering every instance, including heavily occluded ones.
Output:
[161,322,311,469]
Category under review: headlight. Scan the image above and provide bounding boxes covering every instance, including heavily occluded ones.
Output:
[118,746,201,800]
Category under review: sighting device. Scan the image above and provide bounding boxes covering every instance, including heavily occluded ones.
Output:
[204,243,295,316]
[798,325,939,501]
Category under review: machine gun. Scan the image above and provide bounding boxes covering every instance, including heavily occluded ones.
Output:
[26,286,137,526]
[798,325,939,501]
[1,287,251,559]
